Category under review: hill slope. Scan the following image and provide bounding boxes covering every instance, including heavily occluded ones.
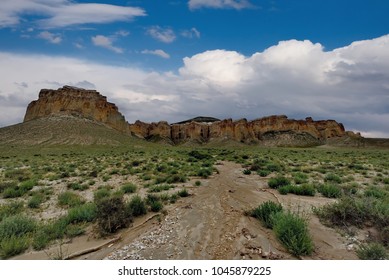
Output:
[0,114,134,146]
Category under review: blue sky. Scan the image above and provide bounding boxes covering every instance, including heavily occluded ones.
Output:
[1,0,389,137]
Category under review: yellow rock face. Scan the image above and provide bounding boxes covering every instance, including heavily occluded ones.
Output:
[24,86,128,133]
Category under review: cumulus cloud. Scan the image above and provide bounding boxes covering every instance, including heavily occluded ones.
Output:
[181,28,201,39]
[91,35,123,54]
[0,0,146,28]
[141,49,170,59]
[146,26,176,43]
[188,0,253,10]
[1,35,389,137]
[38,31,62,44]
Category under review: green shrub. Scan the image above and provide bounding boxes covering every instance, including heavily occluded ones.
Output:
[2,180,36,198]
[28,194,44,209]
[148,184,174,193]
[258,170,270,177]
[278,185,291,195]
[169,193,178,203]
[197,168,212,178]
[66,203,97,224]
[67,182,88,191]
[121,183,137,194]
[146,194,160,205]
[356,243,388,260]
[19,179,38,190]
[266,163,282,172]
[93,187,111,202]
[243,169,251,175]
[0,181,17,193]
[324,173,342,184]
[250,201,283,229]
[272,211,314,256]
[188,150,211,160]
[127,195,147,217]
[58,191,84,208]
[150,201,163,212]
[32,229,50,251]
[96,197,131,234]
[314,197,367,227]
[177,188,189,197]
[194,180,202,186]
[281,184,316,196]
[268,176,290,189]
[65,224,85,238]
[318,184,342,198]
[364,187,387,199]
[37,219,68,243]
[166,174,187,184]
[4,169,31,182]
[0,202,24,222]
[0,215,36,239]
[0,235,29,259]
[2,187,22,198]
[293,172,308,184]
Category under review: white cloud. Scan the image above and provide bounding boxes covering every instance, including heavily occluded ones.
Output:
[1,35,389,137]
[74,42,84,49]
[38,31,62,44]
[116,30,130,37]
[146,26,176,43]
[180,50,250,85]
[181,28,201,39]
[141,49,170,59]
[0,0,146,28]
[91,35,123,54]
[188,0,253,10]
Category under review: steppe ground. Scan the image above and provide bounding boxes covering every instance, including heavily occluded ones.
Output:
[0,143,388,260]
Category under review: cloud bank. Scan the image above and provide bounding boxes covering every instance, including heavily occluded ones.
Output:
[0,0,146,28]
[1,35,389,137]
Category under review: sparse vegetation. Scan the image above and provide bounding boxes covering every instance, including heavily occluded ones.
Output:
[0,142,388,259]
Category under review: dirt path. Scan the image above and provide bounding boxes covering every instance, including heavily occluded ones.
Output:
[16,161,357,260]
[96,161,356,260]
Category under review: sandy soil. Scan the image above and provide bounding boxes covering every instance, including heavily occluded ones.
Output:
[15,161,358,260]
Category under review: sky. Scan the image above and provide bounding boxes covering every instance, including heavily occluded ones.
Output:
[0,0,389,137]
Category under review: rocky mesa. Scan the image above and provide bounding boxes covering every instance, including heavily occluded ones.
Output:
[23,86,360,146]
[129,115,355,146]
[24,86,128,132]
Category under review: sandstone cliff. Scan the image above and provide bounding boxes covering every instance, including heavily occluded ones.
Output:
[129,115,348,146]
[24,86,128,132]
[23,86,356,146]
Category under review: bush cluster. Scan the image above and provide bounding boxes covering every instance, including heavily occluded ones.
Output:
[249,201,313,257]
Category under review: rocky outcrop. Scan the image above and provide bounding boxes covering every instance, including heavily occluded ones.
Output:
[129,115,350,146]
[24,86,128,132]
[23,86,357,147]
